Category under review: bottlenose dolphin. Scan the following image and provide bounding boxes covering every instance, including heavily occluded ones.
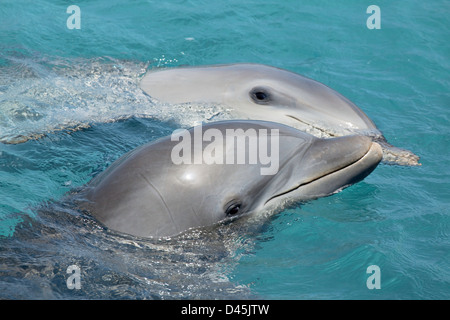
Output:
[82,120,382,238]
[140,63,419,166]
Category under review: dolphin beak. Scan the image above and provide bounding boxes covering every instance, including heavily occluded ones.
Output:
[300,135,382,188]
[265,135,382,205]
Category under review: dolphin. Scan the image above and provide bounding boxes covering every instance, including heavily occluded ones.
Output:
[82,120,382,238]
[140,63,419,166]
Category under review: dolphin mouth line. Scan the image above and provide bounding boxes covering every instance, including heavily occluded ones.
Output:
[264,142,377,206]
[286,115,337,137]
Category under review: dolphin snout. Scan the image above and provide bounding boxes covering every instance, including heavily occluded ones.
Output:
[298,135,382,193]
[264,135,382,207]
[305,136,375,171]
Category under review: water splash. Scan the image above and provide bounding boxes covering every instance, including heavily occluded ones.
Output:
[0,54,232,144]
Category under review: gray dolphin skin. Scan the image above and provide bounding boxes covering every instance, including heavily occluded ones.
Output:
[83,120,382,238]
[140,63,419,166]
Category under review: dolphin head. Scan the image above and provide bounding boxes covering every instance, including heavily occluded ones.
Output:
[83,120,382,238]
[140,63,379,138]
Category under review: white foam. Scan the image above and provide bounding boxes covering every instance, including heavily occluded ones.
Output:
[0,56,232,144]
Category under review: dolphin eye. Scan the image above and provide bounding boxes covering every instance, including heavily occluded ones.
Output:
[225,203,241,216]
[254,91,267,100]
[250,87,271,104]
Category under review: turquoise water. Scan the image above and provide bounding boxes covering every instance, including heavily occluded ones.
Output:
[1,0,449,299]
